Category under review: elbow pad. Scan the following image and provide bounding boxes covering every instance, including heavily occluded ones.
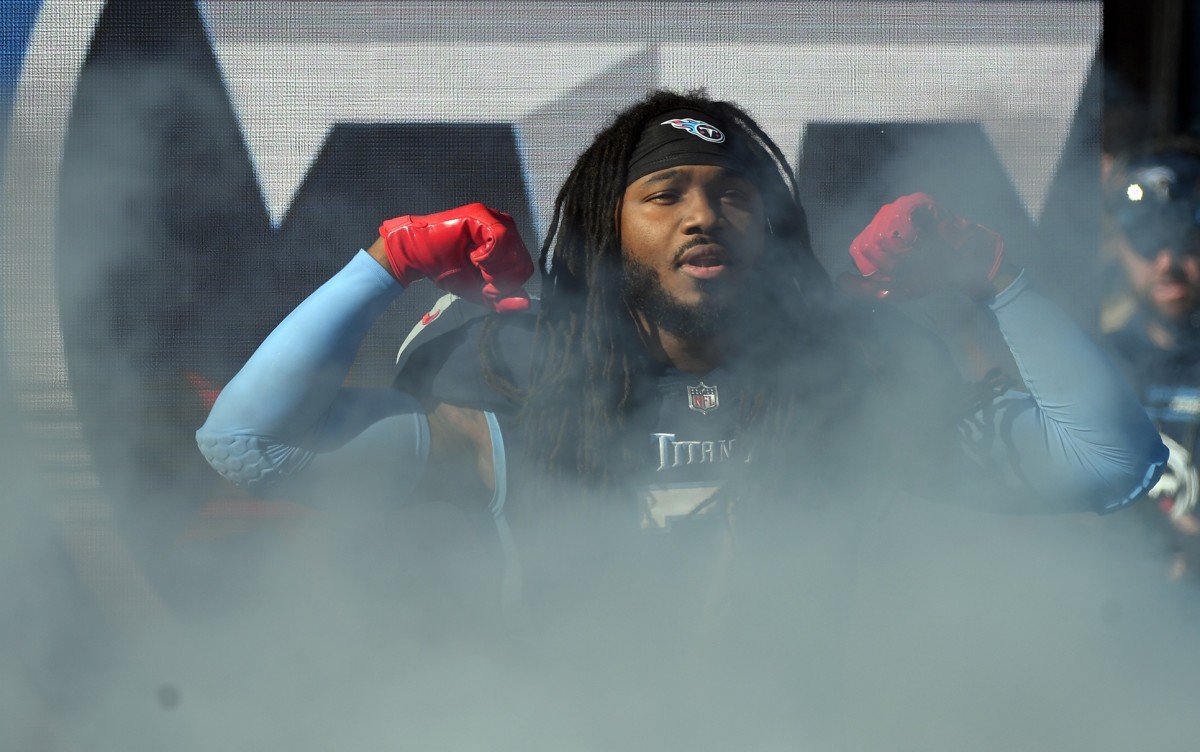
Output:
[197,406,431,494]
[196,430,315,489]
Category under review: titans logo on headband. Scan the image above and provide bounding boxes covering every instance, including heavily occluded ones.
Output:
[661,118,725,143]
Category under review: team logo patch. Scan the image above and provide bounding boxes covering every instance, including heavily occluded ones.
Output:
[661,118,725,143]
[687,382,720,414]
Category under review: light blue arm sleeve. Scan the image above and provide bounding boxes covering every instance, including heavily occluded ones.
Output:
[959,272,1167,513]
[196,250,430,494]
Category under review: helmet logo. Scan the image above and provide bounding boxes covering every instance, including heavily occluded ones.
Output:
[1129,165,1180,202]
[661,118,725,143]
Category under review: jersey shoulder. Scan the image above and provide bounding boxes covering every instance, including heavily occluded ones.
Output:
[392,294,536,413]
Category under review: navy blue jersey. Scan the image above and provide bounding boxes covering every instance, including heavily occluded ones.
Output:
[391,301,976,543]
[387,301,998,662]
[394,308,749,530]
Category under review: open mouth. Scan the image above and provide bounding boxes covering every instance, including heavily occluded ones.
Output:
[677,244,731,279]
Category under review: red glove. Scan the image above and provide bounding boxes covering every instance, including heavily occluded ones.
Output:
[378,203,534,312]
[841,193,1004,300]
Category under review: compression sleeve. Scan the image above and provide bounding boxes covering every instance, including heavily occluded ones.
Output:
[196,250,430,493]
[960,272,1166,512]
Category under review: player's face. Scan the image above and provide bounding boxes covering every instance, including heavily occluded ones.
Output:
[619,165,767,337]
[1113,229,1200,323]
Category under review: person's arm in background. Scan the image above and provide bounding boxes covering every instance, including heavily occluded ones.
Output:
[842,193,1167,513]
[196,204,533,498]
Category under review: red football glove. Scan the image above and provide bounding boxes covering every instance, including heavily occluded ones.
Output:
[378,203,534,312]
[840,193,1005,300]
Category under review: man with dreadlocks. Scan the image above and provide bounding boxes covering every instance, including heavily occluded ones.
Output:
[197,90,1164,746]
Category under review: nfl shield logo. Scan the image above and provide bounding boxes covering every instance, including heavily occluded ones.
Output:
[687,382,719,415]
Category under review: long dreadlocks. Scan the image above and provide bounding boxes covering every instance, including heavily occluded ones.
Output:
[482,89,873,514]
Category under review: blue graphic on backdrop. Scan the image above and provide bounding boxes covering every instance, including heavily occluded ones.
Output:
[0,0,42,225]
[0,0,41,99]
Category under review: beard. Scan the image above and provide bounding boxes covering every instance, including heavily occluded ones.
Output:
[620,256,734,341]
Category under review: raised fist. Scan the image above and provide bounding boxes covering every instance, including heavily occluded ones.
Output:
[378,203,534,312]
[841,193,1005,300]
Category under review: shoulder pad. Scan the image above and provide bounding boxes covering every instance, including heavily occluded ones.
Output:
[393,296,536,413]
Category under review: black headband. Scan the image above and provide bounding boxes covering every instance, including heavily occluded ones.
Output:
[625,108,750,185]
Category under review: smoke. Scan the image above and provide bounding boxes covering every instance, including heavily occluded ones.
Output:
[3,2,1200,751]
